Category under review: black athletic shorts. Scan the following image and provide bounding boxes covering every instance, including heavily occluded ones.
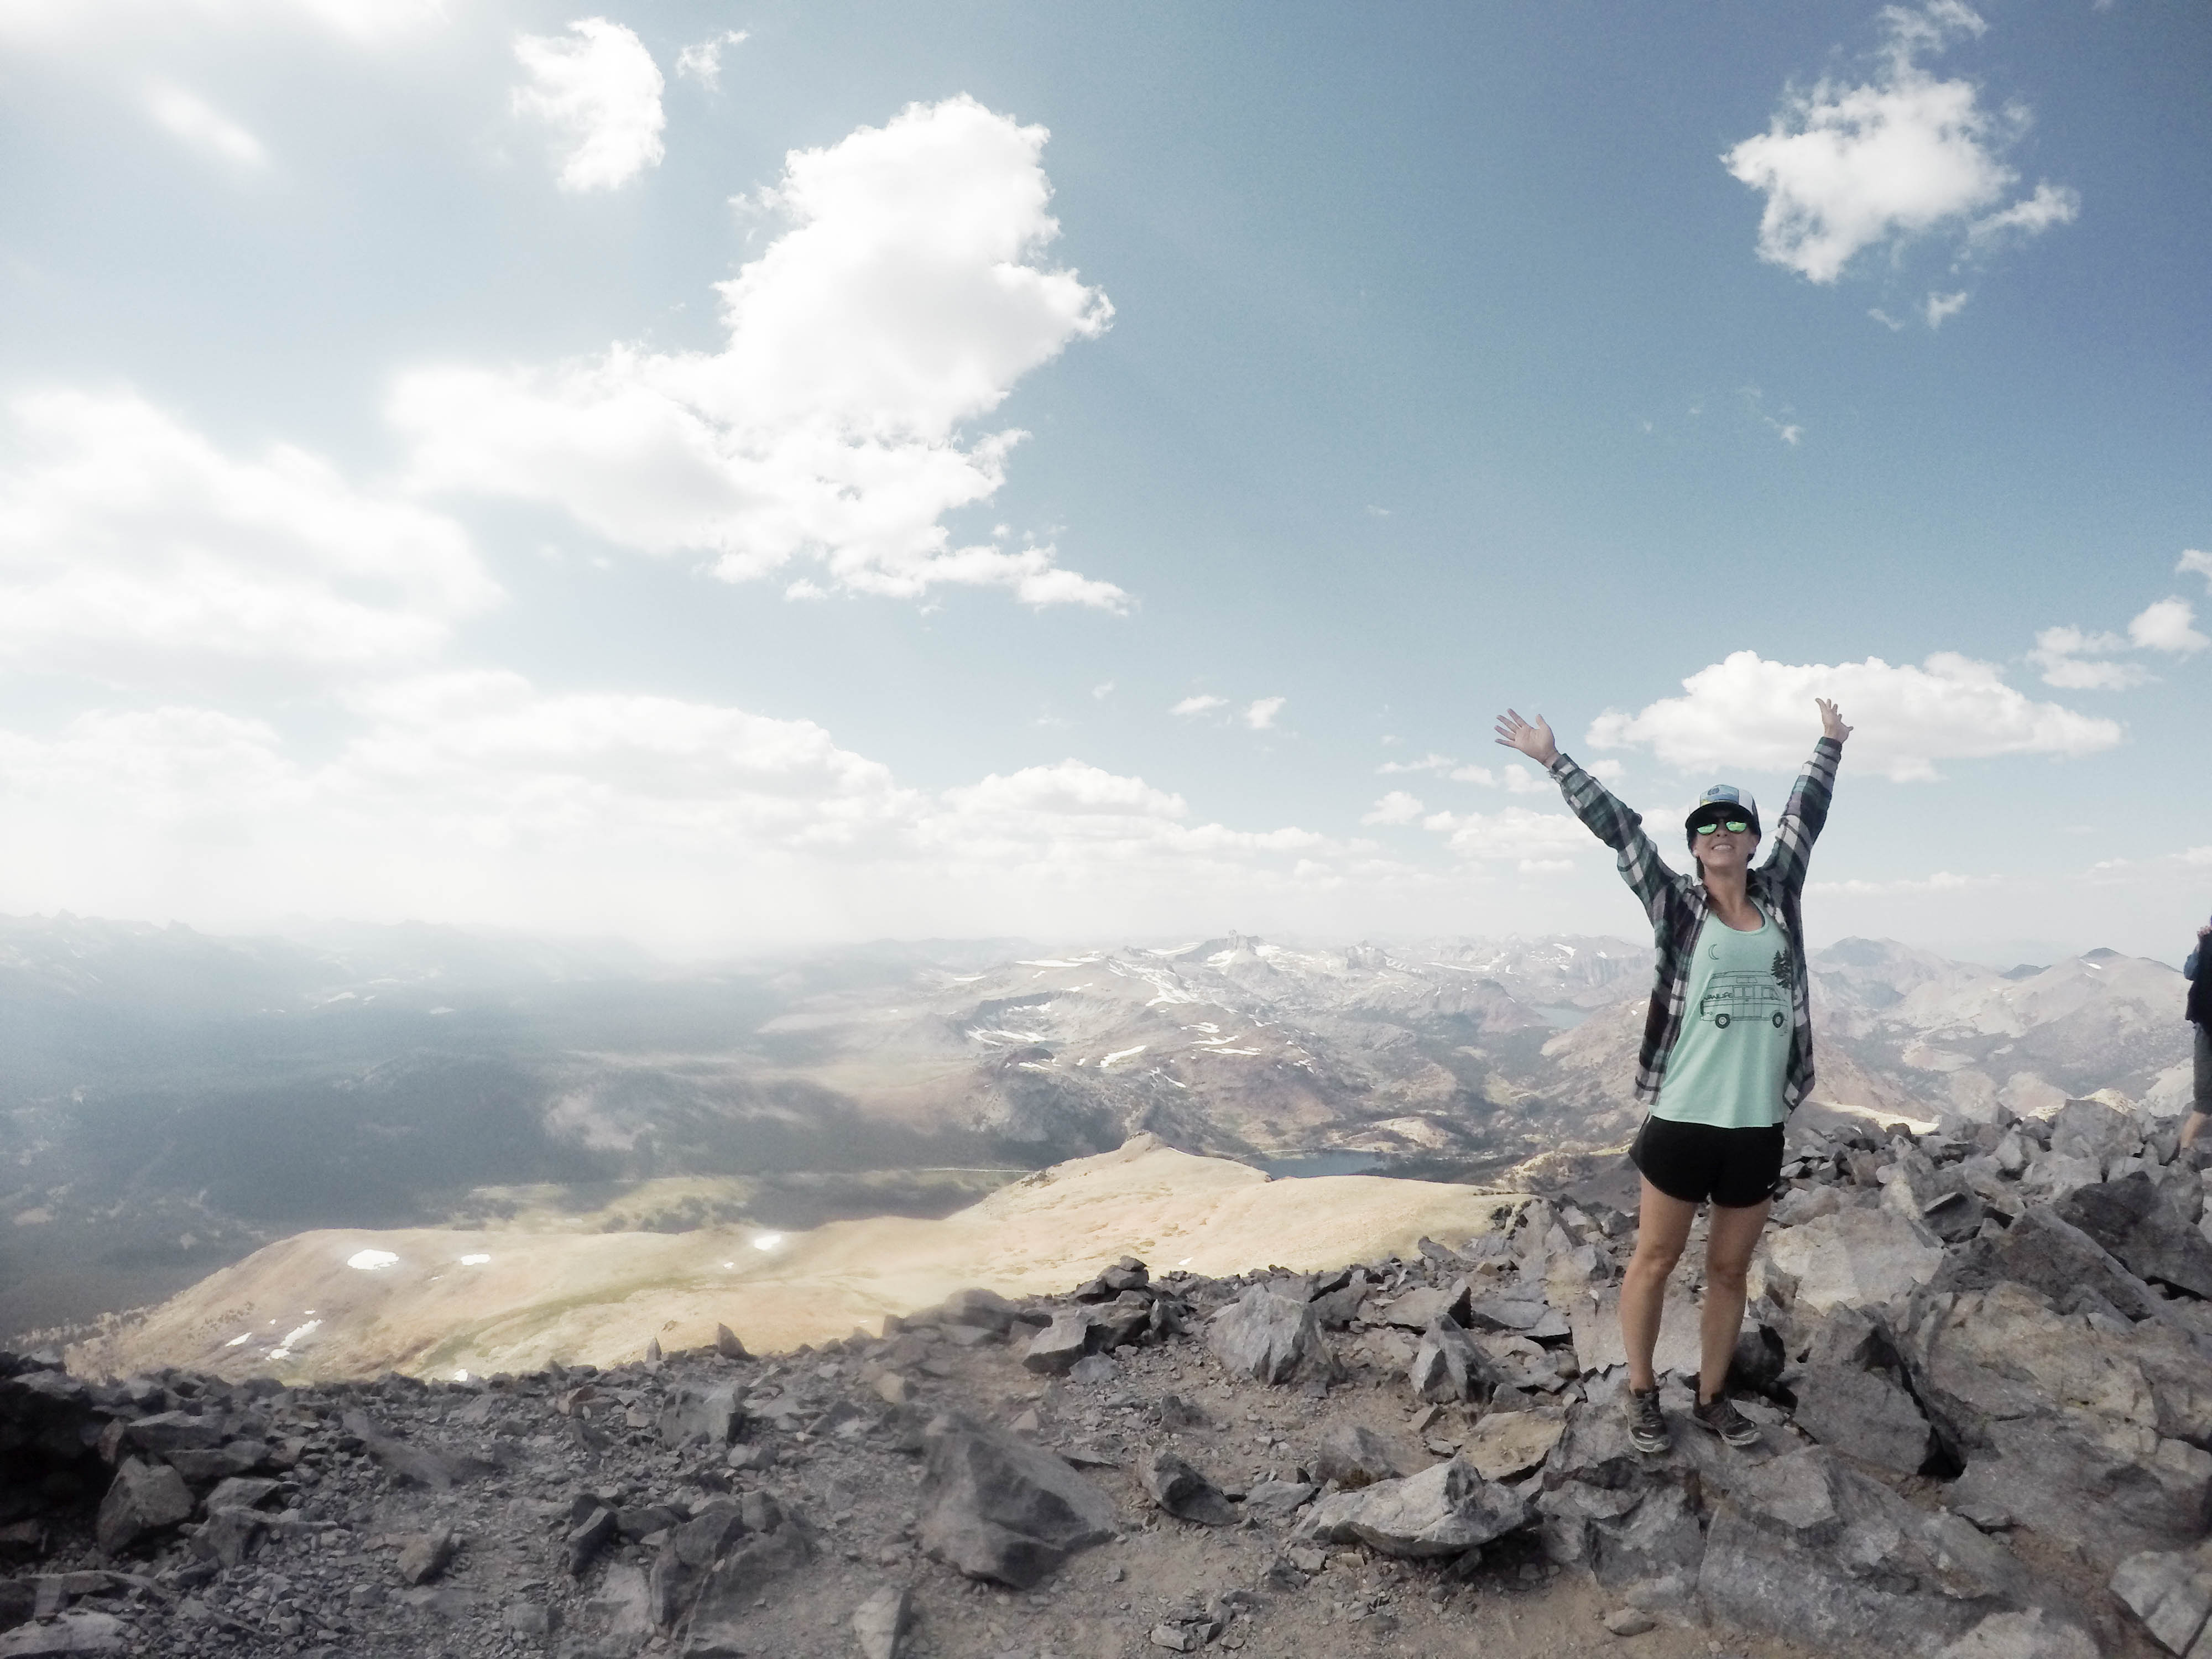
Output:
[1630,1115,1785,1209]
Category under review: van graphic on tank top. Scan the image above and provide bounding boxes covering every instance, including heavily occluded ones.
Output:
[1697,948,1793,1030]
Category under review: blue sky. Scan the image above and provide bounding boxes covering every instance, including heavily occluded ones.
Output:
[0,0,2206,958]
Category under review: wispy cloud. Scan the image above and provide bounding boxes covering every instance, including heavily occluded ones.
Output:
[675,29,748,91]
[1362,791,1423,826]
[1170,695,1225,717]
[146,83,268,168]
[1244,696,1287,731]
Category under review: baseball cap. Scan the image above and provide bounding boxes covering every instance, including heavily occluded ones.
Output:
[1686,784,1760,831]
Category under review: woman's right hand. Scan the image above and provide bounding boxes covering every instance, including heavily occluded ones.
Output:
[1493,708,1558,767]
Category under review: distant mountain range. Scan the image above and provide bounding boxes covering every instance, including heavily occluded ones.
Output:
[0,913,2193,1340]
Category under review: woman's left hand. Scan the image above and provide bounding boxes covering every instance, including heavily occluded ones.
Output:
[1817,698,1852,743]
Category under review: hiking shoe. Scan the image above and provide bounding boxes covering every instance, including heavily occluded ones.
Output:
[1625,1386,1669,1454]
[1692,1393,1761,1448]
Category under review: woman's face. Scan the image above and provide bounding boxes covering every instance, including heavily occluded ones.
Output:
[1693,822,1759,879]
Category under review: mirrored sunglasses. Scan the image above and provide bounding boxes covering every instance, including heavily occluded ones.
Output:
[1692,818,1752,836]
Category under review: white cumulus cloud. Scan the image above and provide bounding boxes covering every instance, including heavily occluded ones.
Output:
[1244,696,1286,731]
[1171,695,1225,717]
[0,389,498,686]
[2128,597,2208,655]
[2177,550,2212,588]
[1586,649,2121,783]
[2027,624,2146,691]
[1362,791,1423,827]
[512,17,665,194]
[394,97,1120,609]
[1723,2,2075,296]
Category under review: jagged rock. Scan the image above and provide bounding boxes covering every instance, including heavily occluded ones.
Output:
[2057,1173,2212,1298]
[0,1611,124,1655]
[658,1383,743,1447]
[1902,1282,2212,1475]
[1459,1294,1567,1338]
[2050,1098,2141,1174]
[2111,1543,2212,1655]
[1313,1422,1405,1489]
[1244,1480,1316,1517]
[682,1515,815,1654]
[1021,1311,1094,1376]
[2021,1152,2104,1204]
[117,1411,223,1454]
[201,1475,279,1513]
[567,1503,619,1576]
[1771,1185,1842,1228]
[1764,1205,1944,1312]
[1569,1287,1700,1377]
[397,1521,456,1585]
[1921,1190,1987,1244]
[1090,1291,1156,1349]
[1369,1285,1462,1330]
[645,1337,663,1362]
[340,1409,493,1490]
[1307,1268,1370,1328]
[1206,1287,1331,1385]
[160,1442,267,1483]
[850,1584,913,1659]
[1297,1455,1530,1558]
[1727,1324,1786,1395]
[939,1287,1020,1335]
[1139,1449,1237,1526]
[94,1457,190,1556]
[1792,1364,1931,1475]
[648,1500,752,1627]
[1460,1408,1565,1482]
[714,1324,752,1361]
[1932,1203,2168,1321]
[1410,1316,1498,1404]
[1604,1608,1658,1636]
[1951,1414,2212,1571]
[1697,1446,2063,1652]
[188,1506,264,1568]
[917,1415,1117,1588]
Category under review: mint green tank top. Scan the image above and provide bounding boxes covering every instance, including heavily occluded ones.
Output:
[1652,906,1792,1129]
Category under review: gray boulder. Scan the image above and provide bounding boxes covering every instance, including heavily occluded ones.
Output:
[1021,1310,1094,1376]
[1206,1287,1331,1385]
[95,1457,191,1556]
[1138,1449,1237,1526]
[2110,1543,2212,1656]
[1932,1203,2167,1322]
[1313,1422,1405,1489]
[1765,1204,1943,1312]
[1410,1316,1498,1404]
[917,1416,1117,1588]
[1460,1409,1566,1483]
[1792,1365,1931,1476]
[1951,1415,2212,1571]
[1697,1447,2064,1653]
[1933,1610,2100,1659]
[681,1515,815,1653]
[1297,1455,1530,1558]
[2057,1172,2212,1299]
[658,1383,742,1448]
[849,1584,914,1659]
[2049,1097,2140,1174]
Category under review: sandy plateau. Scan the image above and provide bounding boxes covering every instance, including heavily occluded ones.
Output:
[71,1137,1526,1384]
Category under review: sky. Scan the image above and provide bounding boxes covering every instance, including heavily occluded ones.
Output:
[0,0,2206,961]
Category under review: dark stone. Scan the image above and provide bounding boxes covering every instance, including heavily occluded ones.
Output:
[938,1288,1019,1335]
[1952,1414,2212,1571]
[339,1410,493,1491]
[397,1522,456,1586]
[2057,1174,2212,1300]
[658,1384,743,1448]
[95,1458,192,1556]
[1790,1365,1931,1477]
[1138,1449,1237,1526]
[1410,1317,1500,1404]
[1298,1457,1531,1558]
[916,1416,1116,1588]
[1312,1423,1406,1490]
[1932,1204,2166,1323]
[714,1325,752,1362]
[1207,1287,1332,1385]
[1021,1311,1094,1376]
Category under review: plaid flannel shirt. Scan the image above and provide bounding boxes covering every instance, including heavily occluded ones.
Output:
[1546,736,1841,1113]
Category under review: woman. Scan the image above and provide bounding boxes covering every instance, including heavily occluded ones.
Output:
[1493,698,1849,1453]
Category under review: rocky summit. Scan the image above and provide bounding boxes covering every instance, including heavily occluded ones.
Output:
[11,1094,2212,1656]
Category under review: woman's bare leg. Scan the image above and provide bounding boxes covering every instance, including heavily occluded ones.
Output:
[1697,1197,1773,1402]
[1621,1177,1697,1392]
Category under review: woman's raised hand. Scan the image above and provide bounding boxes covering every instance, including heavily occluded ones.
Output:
[1817,698,1853,743]
[1493,708,1558,766]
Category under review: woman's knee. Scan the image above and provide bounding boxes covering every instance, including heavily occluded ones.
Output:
[1627,1240,1684,1282]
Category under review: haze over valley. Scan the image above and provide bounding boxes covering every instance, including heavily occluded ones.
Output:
[3,911,2192,1347]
